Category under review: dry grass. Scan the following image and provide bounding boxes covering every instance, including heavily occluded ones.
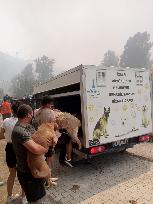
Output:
[0,140,21,203]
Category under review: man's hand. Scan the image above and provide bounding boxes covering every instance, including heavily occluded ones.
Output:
[46,138,53,147]
[43,146,49,153]
[53,136,58,147]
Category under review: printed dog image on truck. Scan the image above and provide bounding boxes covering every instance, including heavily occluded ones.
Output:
[93,107,110,141]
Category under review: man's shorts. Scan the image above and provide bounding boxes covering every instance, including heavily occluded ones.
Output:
[56,129,71,148]
[17,170,46,202]
[45,146,55,158]
[5,143,17,168]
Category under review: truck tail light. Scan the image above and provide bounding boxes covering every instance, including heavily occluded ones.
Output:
[90,145,106,154]
[139,135,150,142]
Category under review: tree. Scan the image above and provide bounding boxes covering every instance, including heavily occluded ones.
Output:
[0,88,4,99]
[102,50,119,67]
[35,55,55,83]
[11,64,35,98]
[120,32,153,68]
[11,75,21,98]
[20,63,35,96]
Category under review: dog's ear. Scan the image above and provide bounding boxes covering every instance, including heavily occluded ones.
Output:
[104,107,106,112]
[108,107,110,112]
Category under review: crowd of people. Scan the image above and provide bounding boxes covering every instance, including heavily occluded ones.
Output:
[0,95,82,204]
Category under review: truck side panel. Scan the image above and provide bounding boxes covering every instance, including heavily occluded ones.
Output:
[82,66,152,148]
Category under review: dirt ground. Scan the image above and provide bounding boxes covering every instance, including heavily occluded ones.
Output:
[0,140,21,204]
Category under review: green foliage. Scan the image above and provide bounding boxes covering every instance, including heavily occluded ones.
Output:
[11,64,35,98]
[35,55,55,83]
[102,50,119,67]
[120,32,153,68]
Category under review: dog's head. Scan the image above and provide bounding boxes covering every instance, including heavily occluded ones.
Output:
[104,107,110,119]
[142,105,147,112]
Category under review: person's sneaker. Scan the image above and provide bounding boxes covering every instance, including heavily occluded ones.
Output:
[21,196,28,204]
[0,181,4,186]
[7,196,15,204]
[64,158,74,167]
[7,194,21,204]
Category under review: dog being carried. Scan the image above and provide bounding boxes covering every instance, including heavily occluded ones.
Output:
[27,122,58,186]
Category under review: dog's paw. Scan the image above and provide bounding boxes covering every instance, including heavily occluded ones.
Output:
[47,178,58,187]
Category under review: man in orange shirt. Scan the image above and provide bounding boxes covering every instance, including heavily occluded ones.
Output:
[1,97,12,120]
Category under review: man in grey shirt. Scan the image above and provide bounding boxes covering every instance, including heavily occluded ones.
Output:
[12,104,51,203]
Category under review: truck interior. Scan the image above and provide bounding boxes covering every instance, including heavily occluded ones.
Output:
[54,94,83,139]
[54,95,81,116]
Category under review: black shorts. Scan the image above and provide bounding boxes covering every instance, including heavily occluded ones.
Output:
[17,170,46,202]
[45,146,55,158]
[56,130,71,148]
[5,143,17,168]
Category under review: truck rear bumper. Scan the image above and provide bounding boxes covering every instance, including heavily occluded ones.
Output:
[76,135,151,159]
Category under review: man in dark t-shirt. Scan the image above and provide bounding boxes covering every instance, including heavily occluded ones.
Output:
[12,123,35,173]
[12,104,51,203]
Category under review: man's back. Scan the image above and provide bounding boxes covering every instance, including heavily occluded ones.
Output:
[12,122,35,173]
[2,117,18,143]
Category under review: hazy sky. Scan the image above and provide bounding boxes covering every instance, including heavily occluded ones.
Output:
[0,0,153,72]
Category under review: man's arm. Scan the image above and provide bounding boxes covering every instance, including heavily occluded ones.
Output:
[23,139,48,155]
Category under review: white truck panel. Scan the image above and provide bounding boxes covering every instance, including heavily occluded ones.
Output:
[82,66,152,147]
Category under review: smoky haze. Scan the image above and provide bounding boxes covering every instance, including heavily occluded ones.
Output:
[0,0,153,91]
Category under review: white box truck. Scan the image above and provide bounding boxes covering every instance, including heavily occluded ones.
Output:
[33,65,152,157]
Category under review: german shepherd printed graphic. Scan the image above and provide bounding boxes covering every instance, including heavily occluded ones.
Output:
[93,107,110,141]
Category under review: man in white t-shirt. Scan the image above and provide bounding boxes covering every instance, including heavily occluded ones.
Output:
[0,102,27,204]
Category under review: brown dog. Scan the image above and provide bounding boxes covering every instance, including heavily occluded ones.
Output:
[27,123,58,179]
[54,111,81,149]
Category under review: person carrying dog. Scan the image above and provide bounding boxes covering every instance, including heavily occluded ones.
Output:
[12,104,52,203]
